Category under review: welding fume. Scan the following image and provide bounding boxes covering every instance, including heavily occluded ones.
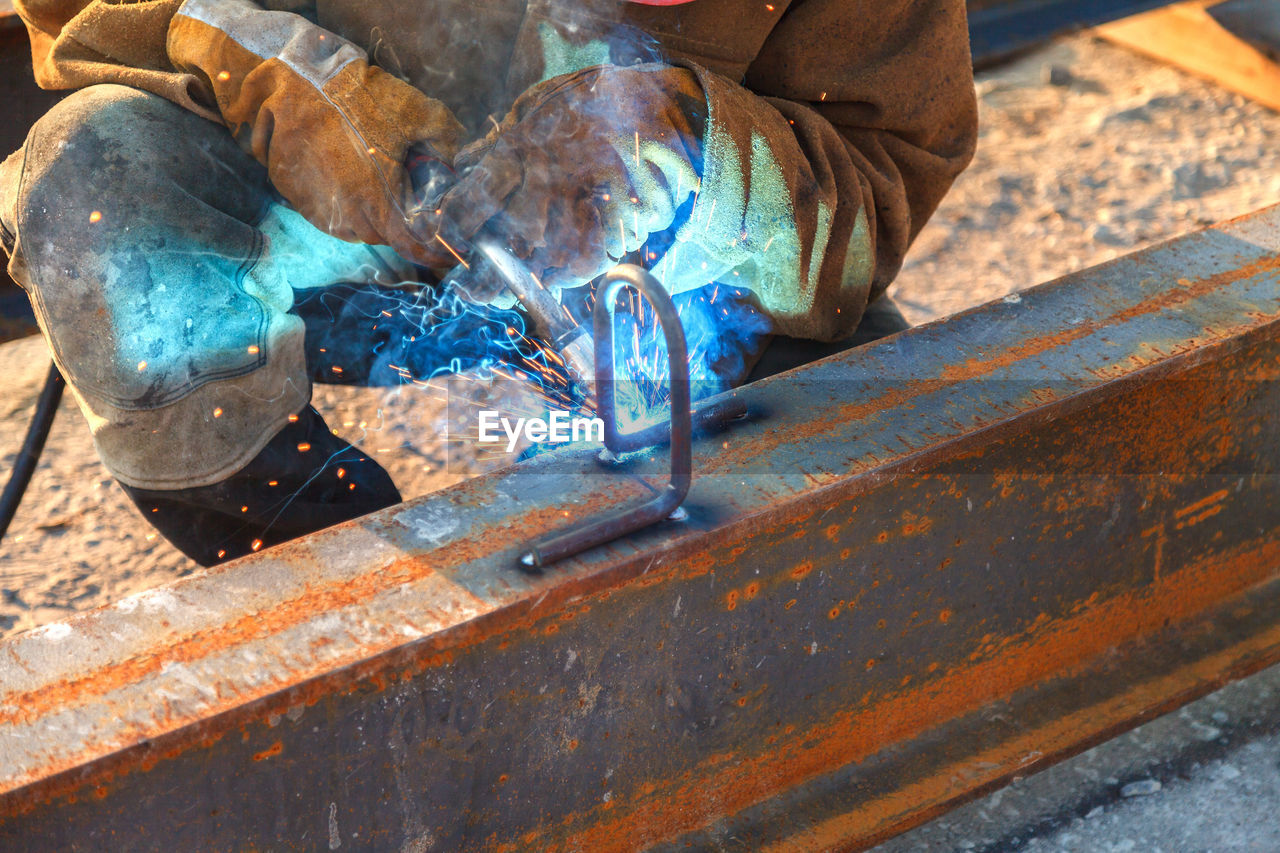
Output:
[0,0,978,564]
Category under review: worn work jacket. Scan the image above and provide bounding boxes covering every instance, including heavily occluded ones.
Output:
[13,0,977,341]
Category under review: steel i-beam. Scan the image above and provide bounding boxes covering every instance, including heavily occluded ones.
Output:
[0,206,1277,850]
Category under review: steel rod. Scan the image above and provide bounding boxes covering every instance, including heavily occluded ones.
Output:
[521,264,692,569]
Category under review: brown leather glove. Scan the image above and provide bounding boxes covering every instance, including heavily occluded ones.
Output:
[168,0,463,267]
[436,63,707,295]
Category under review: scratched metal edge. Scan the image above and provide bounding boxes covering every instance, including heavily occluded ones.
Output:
[0,210,1276,807]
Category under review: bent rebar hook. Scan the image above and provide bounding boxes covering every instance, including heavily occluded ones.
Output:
[518,264,744,571]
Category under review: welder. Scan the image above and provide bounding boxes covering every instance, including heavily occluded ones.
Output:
[0,0,977,565]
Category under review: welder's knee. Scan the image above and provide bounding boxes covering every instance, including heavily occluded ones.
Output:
[12,85,270,265]
[4,85,309,493]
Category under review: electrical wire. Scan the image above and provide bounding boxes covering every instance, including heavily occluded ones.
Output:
[0,361,63,543]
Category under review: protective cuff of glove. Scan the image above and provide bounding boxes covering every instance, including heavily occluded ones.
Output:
[652,63,877,342]
[167,0,464,268]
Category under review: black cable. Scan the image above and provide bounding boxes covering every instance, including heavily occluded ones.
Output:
[0,361,63,542]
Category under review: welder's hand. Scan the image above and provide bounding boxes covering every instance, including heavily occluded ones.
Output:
[436,63,707,294]
[168,0,464,268]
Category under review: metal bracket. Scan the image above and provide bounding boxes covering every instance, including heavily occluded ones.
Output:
[519,264,744,570]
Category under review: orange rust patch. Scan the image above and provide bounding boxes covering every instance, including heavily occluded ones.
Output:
[0,497,622,735]
[939,254,1280,383]
[825,525,841,542]
[725,590,739,611]
[517,536,1280,853]
[790,561,814,581]
[939,609,952,625]
[252,741,283,762]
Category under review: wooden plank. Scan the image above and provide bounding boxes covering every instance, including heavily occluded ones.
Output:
[1096,0,1280,112]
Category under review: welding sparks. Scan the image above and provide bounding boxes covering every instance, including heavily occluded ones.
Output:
[435,234,470,269]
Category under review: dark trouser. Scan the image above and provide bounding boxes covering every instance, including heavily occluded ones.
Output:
[746,296,910,383]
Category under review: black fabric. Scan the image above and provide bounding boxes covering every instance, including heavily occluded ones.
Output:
[292,282,533,386]
[745,296,911,384]
[121,405,401,566]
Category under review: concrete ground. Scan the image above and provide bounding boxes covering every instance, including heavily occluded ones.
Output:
[874,662,1280,852]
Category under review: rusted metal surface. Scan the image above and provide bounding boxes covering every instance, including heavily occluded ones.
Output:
[0,207,1277,850]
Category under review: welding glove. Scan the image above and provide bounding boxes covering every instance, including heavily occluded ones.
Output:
[167,0,463,268]
[436,63,707,298]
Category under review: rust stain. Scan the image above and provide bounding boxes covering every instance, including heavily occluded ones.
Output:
[768,622,1280,852]
[1175,489,1229,520]
[252,741,282,762]
[0,496,643,735]
[504,536,1280,853]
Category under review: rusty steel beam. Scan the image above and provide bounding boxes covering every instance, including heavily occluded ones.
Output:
[1,207,1278,850]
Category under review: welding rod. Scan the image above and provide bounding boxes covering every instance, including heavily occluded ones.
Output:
[454,241,596,385]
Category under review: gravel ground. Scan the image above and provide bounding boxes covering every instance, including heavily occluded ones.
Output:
[893,35,1280,323]
[2,29,1280,847]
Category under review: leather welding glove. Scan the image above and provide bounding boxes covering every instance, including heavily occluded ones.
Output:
[167,0,463,268]
[435,59,880,345]
[436,62,707,297]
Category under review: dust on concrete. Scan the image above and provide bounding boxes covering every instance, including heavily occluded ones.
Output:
[2,33,1278,637]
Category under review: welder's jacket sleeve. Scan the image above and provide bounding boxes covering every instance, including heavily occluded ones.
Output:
[13,0,213,117]
[12,0,464,265]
